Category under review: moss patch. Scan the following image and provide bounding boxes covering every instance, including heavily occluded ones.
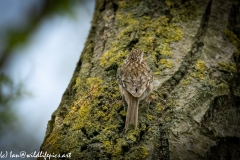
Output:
[191,60,207,80]
[224,28,240,50]
[181,76,191,85]
[219,28,239,75]
[160,59,173,69]
[124,146,149,160]
[218,61,237,73]
[166,0,199,22]
[42,73,156,159]
[100,5,182,75]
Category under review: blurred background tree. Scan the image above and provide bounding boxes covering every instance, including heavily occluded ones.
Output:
[0,0,94,158]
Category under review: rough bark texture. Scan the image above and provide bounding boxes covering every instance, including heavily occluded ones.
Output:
[39,0,240,159]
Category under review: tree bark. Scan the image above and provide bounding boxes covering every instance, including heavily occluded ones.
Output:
[39,0,240,159]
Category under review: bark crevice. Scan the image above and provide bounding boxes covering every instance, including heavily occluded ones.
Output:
[157,1,212,159]
[158,0,212,97]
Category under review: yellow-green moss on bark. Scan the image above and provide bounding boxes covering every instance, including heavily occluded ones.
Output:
[191,60,207,80]
[100,3,182,76]
[45,74,154,159]
[224,28,240,51]
[166,0,198,22]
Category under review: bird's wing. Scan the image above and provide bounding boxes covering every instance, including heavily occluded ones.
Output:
[119,61,153,97]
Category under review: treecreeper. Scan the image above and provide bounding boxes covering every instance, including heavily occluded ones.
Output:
[118,49,153,129]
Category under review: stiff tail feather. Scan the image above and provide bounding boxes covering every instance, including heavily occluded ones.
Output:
[125,95,139,129]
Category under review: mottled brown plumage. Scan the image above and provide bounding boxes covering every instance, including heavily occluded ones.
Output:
[118,49,153,129]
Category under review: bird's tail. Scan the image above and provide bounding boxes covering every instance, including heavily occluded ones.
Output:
[125,95,139,129]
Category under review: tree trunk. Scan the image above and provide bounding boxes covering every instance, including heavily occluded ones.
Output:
[39,0,240,159]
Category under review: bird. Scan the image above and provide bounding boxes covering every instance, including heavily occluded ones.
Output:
[118,48,153,129]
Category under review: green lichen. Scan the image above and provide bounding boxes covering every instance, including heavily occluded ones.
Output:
[157,102,163,111]
[191,60,207,80]
[195,60,206,72]
[99,48,127,67]
[124,146,148,160]
[165,0,177,7]
[166,0,199,22]
[66,77,105,135]
[160,59,173,68]
[165,117,171,122]
[118,0,140,8]
[224,28,240,50]
[214,82,230,94]
[166,98,178,108]
[218,61,237,73]
[52,74,152,158]
[100,8,182,76]
[181,76,191,85]
[224,28,240,84]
